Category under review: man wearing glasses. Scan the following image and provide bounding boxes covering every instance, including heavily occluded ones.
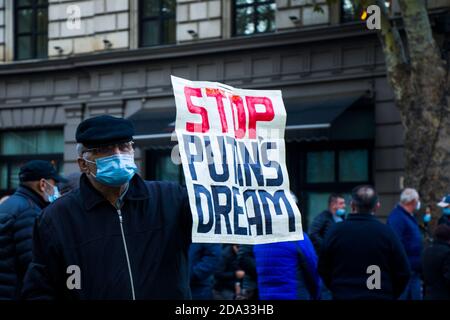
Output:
[22,115,192,300]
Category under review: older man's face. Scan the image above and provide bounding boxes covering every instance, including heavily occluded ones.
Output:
[78,141,134,175]
[86,142,134,159]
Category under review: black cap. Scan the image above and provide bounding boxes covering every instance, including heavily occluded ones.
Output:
[76,115,135,149]
[19,160,68,183]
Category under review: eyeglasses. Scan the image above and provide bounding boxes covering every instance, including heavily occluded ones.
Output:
[83,141,134,155]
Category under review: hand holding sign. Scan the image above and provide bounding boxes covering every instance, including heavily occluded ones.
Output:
[172,76,302,244]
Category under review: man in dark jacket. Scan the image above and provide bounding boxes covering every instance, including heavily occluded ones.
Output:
[387,188,423,300]
[309,193,346,254]
[214,244,244,300]
[318,185,411,300]
[189,243,221,299]
[0,160,66,299]
[21,115,193,300]
[422,224,450,299]
[236,245,258,300]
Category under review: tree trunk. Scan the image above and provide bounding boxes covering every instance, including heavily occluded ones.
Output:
[375,0,449,225]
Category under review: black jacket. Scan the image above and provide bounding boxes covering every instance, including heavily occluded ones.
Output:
[0,186,47,299]
[308,210,339,254]
[189,243,221,299]
[318,213,411,300]
[21,174,192,300]
[438,215,450,227]
[237,244,258,294]
[422,241,450,300]
[214,245,240,292]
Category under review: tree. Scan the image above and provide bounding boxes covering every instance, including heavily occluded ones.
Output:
[324,0,449,225]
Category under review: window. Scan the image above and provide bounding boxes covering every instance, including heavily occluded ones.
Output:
[146,149,185,184]
[155,155,181,182]
[286,141,373,228]
[0,129,64,195]
[303,148,371,225]
[306,149,369,184]
[139,0,176,47]
[14,0,48,60]
[339,149,369,182]
[233,0,276,36]
[306,151,335,183]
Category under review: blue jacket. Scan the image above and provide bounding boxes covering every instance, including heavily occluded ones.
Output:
[387,205,423,273]
[189,243,221,300]
[21,174,192,300]
[253,233,321,300]
[0,186,47,299]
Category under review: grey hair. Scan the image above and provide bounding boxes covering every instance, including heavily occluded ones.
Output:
[400,188,419,204]
[76,143,89,157]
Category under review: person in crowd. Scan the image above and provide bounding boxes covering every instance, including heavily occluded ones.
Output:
[236,245,258,300]
[189,243,221,300]
[420,206,433,245]
[422,223,450,299]
[318,185,411,300]
[308,193,346,299]
[387,188,423,300]
[22,115,193,300]
[214,244,245,300]
[437,194,450,226]
[0,160,66,299]
[58,172,81,195]
[253,232,321,300]
[309,193,346,254]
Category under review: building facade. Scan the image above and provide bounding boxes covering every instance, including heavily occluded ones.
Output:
[0,0,449,226]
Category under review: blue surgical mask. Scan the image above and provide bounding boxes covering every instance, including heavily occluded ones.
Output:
[86,154,137,187]
[336,208,346,217]
[443,208,450,216]
[44,180,60,203]
[423,213,431,223]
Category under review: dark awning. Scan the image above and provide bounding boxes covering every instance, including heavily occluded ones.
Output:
[129,109,177,149]
[131,91,374,148]
[284,91,374,141]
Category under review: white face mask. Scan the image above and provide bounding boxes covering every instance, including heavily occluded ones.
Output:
[416,200,421,211]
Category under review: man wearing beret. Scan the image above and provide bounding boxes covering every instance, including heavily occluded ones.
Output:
[22,115,192,300]
[0,160,66,299]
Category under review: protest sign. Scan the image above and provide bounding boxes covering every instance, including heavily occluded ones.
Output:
[172,76,302,244]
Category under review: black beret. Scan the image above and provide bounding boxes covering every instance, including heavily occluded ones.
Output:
[76,115,135,148]
[19,160,67,183]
